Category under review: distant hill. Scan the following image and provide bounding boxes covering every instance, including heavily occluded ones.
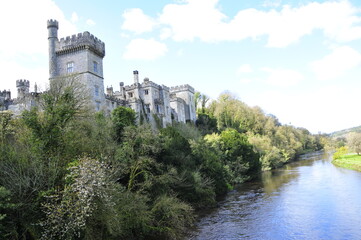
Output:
[330,126,361,138]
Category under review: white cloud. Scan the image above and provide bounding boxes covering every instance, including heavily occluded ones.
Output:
[122,8,157,34]
[262,67,303,86]
[159,0,226,42]
[237,64,253,74]
[123,38,168,60]
[0,0,77,94]
[239,78,252,84]
[71,12,79,22]
[0,0,76,56]
[86,19,96,26]
[311,46,361,80]
[150,0,361,47]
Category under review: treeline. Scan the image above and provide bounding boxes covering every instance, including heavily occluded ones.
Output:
[197,93,325,170]
[0,80,324,239]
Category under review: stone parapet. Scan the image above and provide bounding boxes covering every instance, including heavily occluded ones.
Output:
[57,31,105,57]
[16,79,30,88]
[170,84,195,93]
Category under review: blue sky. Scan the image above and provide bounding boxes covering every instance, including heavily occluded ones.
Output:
[1,0,361,133]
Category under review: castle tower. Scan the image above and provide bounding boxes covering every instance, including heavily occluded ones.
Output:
[170,85,196,123]
[47,19,58,79]
[47,19,106,111]
[16,79,30,98]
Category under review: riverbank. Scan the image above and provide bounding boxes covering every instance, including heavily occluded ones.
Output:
[332,154,361,172]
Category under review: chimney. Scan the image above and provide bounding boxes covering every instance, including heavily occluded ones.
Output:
[133,70,139,84]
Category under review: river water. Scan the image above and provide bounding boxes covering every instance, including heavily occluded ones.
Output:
[188,151,361,240]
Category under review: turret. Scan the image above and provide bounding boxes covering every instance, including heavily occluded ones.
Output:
[106,86,113,96]
[119,82,125,97]
[47,19,58,79]
[16,79,30,98]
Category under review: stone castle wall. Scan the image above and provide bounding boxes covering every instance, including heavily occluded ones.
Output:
[2,19,197,126]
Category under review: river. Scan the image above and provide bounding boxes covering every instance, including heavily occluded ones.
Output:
[188,151,361,240]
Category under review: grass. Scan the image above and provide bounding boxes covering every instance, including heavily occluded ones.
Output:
[332,153,361,172]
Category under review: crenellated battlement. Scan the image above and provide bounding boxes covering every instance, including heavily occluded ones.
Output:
[170,84,194,93]
[57,31,105,57]
[16,79,30,88]
[141,80,161,89]
[47,19,58,29]
[0,90,11,100]
[161,85,170,92]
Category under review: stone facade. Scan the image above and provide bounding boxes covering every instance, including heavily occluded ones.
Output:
[0,80,39,113]
[2,19,196,127]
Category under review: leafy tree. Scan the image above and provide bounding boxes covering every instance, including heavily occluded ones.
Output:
[115,125,161,191]
[196,113,218,135]
[22,76,90,155]
[333,146,349,160]
[190,139,229,195]
[41,156,120,239]
[151,195,194,240]
[205,129,260,183]
[159,126,192,168]
[112,106,136,143]
[0,186,16,238]
[0,111,14,149]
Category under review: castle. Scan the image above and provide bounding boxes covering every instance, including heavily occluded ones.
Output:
[0,19,196,127]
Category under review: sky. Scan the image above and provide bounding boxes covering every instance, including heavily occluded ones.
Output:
[1,0,361,134]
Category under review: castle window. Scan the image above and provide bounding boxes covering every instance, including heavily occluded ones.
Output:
[95,85,99,96]
[145,104,150,113]
[67,62,74,73]
[144,89,149,95]
[128,92,133,98]
[96,101,101,111]
[93,61,98,73]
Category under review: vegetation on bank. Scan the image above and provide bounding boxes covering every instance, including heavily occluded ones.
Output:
[0,79,325,239]
[332,133,361,172]
[332,153,361,172]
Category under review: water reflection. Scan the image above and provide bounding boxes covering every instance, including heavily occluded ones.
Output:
[189,151,361,240]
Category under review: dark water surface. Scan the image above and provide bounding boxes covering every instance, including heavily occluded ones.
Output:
[188,152,361,240]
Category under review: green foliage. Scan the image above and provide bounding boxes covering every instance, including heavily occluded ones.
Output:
[333,146,349,160]
[196,113,218,135]
[190,139,229,195]
[219,128,261,182]
[151,195,194,240]
[112,106,136,142]
[205,93,324,171]
[0,80,326,239]
[159,126,192,168]
[115,124,161,191]
[0,111,15,149]
[332,153,361,172]
[22,76,89,155]
[0,186,17,237]
[41,156,120,239]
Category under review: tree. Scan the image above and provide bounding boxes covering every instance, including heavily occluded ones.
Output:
[347,132,361,155]
[112,106,136,143]
[115,125,161,191]
[22,75,90,154]
[41,156,120,239]
[205,128,260,183]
